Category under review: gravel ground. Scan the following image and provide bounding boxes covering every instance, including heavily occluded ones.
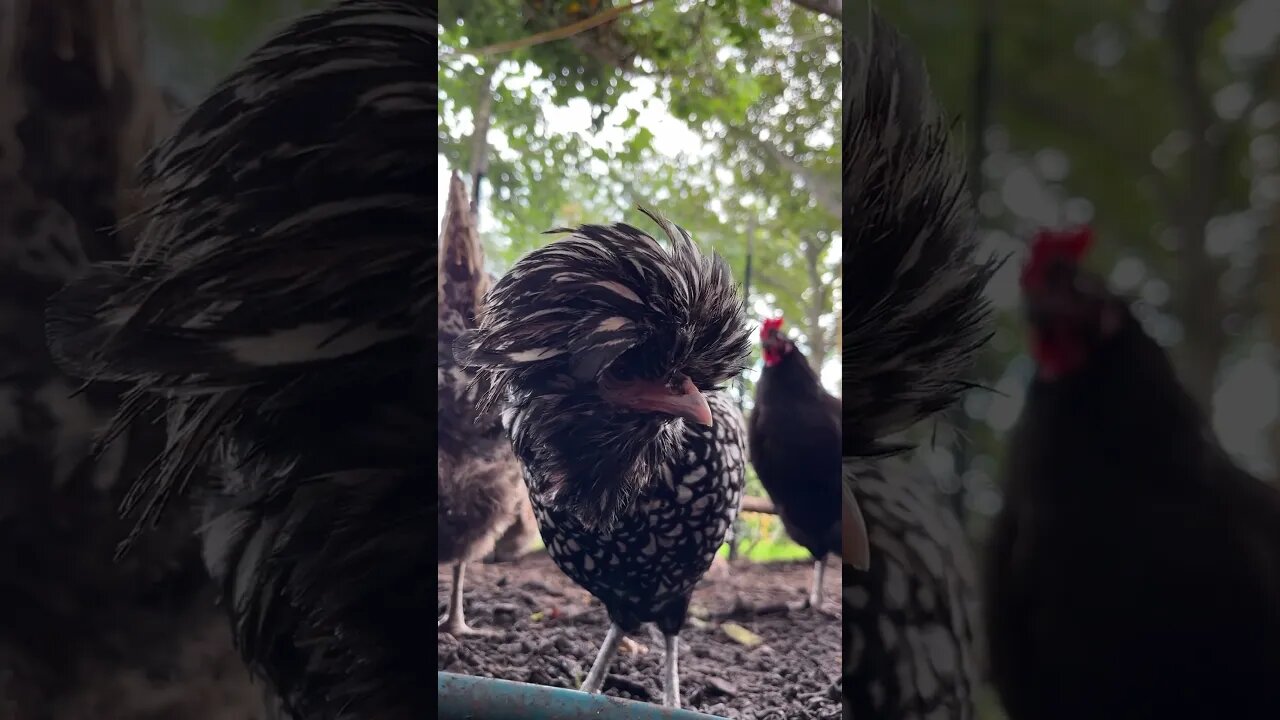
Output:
[438,552,842,719]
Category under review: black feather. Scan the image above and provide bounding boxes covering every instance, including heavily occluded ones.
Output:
[841,7,997,459]
[43,2,434,718]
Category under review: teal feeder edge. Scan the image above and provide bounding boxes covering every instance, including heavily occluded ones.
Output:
[438,672,731,720]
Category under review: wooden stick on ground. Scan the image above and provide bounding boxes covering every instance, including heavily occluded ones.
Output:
[739,495,776,515]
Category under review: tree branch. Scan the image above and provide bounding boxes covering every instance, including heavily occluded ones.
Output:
[755,271,807,306]
[1164,0,1233,410]
[442,0,656,58]
[1002,82,1175,206]
[740,495,777,515]
[727,126,840,217]
[787,0,841,20]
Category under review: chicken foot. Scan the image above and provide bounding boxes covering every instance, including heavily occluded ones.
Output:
[581,622,623,694]
[438,561,496,636]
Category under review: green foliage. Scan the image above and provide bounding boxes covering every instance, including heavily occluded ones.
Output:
[877,0,1280,501]
[438,1,842,383]
[716,513,812,563]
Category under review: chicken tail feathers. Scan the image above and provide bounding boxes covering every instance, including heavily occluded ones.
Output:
[841,5,997,458]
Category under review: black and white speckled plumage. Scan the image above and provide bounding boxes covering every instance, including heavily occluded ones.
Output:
[841,7,994,719]
[842,462,981,720]
[455,209,751,705]
[841,6,996,460]
[532,388,746,632]
[45,2,432,718]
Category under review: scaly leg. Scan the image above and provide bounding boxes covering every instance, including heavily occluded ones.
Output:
[809,556,826,608]
[582,622,624,694]
[438,561,494,636]
[662,634,681,708]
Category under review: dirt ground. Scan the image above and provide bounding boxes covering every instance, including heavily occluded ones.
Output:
[438,552,841,720]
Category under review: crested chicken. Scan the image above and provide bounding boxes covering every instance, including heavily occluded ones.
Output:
[45,2,433,718]
[841,6,996,718]
[455,208,752,709]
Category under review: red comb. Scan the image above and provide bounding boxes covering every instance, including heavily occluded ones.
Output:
[760,315,784,339]
[1022,226,1094,288]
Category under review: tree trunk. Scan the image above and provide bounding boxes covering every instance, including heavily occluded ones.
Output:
[1166,0,1230,413]
[802,236,827,373]
[0,2,258,716]
[1266,203,1280,474]
[946,0,995,523]
[468,64,495,226]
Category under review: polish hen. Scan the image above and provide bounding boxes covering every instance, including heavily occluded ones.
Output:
[748,314,853,611]
[455,208,751,709]
[984,227,1280,720]
[841,5,995,719]
[45,1,433,718]
[437,171,534,636]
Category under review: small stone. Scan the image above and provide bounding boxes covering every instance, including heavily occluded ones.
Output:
[704,676,738,696]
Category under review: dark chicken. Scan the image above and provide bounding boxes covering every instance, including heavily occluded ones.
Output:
[985,227,1280,720]
[45,2,433,718]
[842,6,996,719]
[455,208,751,709]
[437,171,534,636]
[749,314,855,609]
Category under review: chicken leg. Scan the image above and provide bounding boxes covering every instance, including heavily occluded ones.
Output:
[438,561,495,636]
[714,554,831,618]
[581,622,624,694]
[662,634,681,708]
[808,556,826,608]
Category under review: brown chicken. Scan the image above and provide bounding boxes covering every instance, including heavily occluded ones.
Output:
[438,173,536,635]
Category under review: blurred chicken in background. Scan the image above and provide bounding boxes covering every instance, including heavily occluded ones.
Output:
[0,1,260,718]
[749,313,850,610]
[438,172,537,636]
[985,228,1280,720]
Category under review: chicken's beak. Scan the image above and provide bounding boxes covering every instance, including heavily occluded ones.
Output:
[842,482,871,571]
[601,376,714,426]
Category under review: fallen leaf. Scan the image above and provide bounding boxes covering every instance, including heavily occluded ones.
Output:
[721,622,763,647]
[619,637,649,655]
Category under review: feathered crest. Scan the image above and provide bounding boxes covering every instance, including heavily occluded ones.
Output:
[45,0,433,597]
[1022,226,1094,290]
[42,2,435,717]
[48,0,432,391]
[456,206,750,411]
[454,207,750,531]
[841,5,997,458]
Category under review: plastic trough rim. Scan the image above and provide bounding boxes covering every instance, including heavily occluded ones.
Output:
[437,671,733,719]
